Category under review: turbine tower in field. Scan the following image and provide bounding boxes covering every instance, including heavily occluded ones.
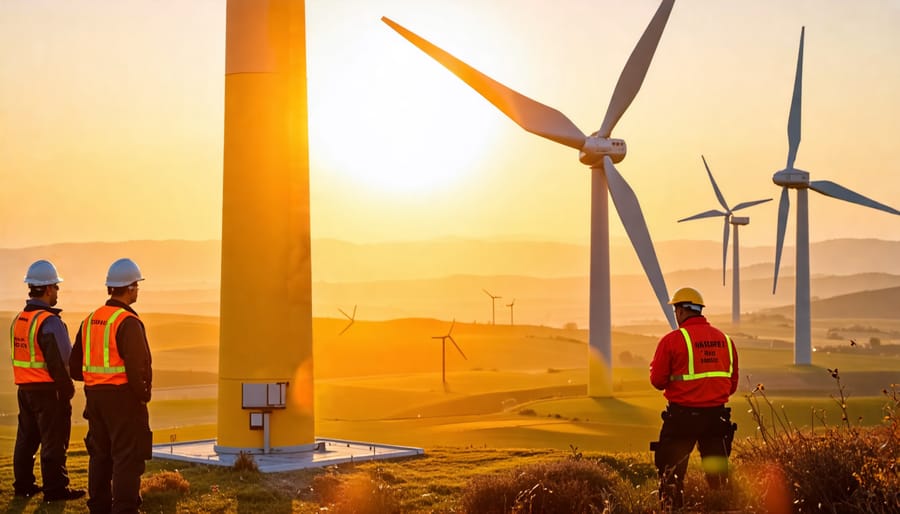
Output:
[217,0,314,453]
[483,289,501,325]
[384,0,678,397]
[771,27,899,365]
[432,321,467,386]
[507,299,515,326]
[678,155,771,325]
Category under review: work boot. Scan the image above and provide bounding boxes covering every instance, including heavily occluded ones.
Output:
[659,482,684,512]
[43,488,86,502]
[13,484,42,497]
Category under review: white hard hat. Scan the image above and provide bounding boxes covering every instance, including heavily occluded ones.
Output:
[106,258,145,287]
[24,260,63,286]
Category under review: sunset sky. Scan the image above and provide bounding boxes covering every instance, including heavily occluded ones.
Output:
[1,0,898,249]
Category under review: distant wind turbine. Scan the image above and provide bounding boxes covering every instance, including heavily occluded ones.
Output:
[507,299,515,326]
[431,320,467,385]
[678,155,771,325]
[483,289,501,325]
[338,305,356,335]
[770,27,899,365]
[383,0,678,397]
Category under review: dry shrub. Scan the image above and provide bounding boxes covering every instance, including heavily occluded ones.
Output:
[734,379,900,513]
[233,450,259,473]
[310,470,343,504]
[460,458,630,514]
[326,473,402,514]
[140,470,190,495]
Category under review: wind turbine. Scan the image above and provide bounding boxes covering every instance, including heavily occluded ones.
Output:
[483,289,501,326]
[507,299,515,326]
[678,155,771,325]
[383,0,678,397]
[337,305,356,336]
[771,27,899,365]
[431,320,467,385]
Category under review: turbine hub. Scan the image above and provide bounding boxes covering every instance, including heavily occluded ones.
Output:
[773,168,809,187]
[579,135,626,166]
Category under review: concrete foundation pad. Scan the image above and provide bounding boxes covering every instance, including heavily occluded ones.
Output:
[152,438,424,473]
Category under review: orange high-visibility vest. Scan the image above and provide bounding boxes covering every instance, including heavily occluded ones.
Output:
[80,305,137,386]
[10,310,54,384]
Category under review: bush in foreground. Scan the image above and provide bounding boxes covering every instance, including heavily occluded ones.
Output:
[313,470,402,514]
[733,377,900,512]
[140,470,190,495]
[460,458,635,513]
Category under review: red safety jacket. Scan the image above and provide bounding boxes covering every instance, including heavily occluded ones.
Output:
[650,315,739,407]
[10,310,54,384]
[80,305,137,386]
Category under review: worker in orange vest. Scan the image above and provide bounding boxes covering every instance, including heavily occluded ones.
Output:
[649,287,739,510]
[70,258,152,514]
[11,260,85,502]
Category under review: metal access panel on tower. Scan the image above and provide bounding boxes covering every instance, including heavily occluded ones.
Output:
[241,382,288,409]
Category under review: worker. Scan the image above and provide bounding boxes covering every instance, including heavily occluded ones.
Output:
[11,260,85,501]
[649,287,739,510]
[70,258,152,514]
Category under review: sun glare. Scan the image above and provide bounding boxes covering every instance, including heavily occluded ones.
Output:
[308,17,502,195]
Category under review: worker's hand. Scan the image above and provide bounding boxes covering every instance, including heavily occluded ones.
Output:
[58,379,76,401]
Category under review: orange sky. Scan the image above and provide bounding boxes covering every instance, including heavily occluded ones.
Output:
[1,0,898,249]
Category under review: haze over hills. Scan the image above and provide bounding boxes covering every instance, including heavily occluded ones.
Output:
[0,238,898,326]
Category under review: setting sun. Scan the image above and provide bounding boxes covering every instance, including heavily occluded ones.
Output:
[308,10,503,195]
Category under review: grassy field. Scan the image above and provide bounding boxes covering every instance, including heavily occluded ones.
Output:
[1,312,898,511]
[1,445,649,513]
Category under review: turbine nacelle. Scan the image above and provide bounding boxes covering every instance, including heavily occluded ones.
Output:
[579,136,627,166]
[730,216,749,226]
[773,168,809,187]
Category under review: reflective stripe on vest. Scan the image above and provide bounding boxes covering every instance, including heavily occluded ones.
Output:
[669,328,733,382]
[81,307,132,384]
[10,310,53,384]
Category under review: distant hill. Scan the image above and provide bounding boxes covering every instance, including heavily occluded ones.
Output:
[311,238,900,282]
[2,238,899,286]
[764,286,900,320]
[1,238,898,326]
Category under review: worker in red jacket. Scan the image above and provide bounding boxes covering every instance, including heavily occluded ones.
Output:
[649,287,739,510]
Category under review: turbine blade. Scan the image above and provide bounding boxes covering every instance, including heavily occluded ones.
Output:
[339,320,354,336]
[731,198,772,212]
[809,180,900,215]
[449,336,468,360]
[448,319,456,335]
[352,305,357,319]
[677,209,727,223]
[597,0,675,137]
[382,17,586,149]
[773,187,790,294]
[702,155,730,212]
[721,217,730,286]
[338,308,352,321]
[786,27,804,169]
[604,157,676,329]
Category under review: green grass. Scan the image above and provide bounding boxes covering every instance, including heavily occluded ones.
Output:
[0,445,646,513]
[2,315,899,511]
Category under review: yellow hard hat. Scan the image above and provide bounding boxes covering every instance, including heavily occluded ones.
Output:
[668,287,704,307]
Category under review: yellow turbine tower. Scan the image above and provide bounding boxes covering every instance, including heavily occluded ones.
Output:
[216,0,314,453]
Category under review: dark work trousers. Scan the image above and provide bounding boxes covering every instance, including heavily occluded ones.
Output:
[84,389,152,514]
[13,388,73,495]
[654,404,736,509]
